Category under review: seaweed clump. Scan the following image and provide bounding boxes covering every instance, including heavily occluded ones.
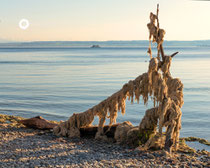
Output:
[181,137,210,146]
[0,114,25,127]
[53,5,183,153]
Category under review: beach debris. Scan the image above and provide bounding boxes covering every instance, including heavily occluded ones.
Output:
[19,116,58,130]
[79,123,120,138]
[178,138,196,154]
[181,137,210,146]
[114,121,133,144]
[0,114,24,124]
[53,5,183,154]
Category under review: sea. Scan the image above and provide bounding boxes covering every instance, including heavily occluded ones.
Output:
[0,40,209,151]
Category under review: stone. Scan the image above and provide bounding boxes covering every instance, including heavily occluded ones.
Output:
[126,127,140,147]
[114,121,133,144]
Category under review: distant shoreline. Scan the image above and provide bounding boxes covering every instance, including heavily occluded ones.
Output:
[1,39,210,43]
[0,40,210,49]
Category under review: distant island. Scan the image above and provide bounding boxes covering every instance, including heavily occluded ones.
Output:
[90,45,101,48]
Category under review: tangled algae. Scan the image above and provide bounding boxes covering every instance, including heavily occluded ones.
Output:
[53,5,183,153]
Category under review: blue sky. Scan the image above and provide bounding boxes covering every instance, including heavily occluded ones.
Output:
[0,0,210,41]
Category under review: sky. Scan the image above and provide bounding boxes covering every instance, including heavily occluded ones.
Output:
[0,0,210,41]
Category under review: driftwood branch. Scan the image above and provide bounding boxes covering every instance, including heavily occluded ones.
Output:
[19,116,58,130]
[156,4,165,62]
[160,44,165,61]
[80,123,120,138]
[19,116,119,138]
[171,52,179,58]
[52,5,183,154]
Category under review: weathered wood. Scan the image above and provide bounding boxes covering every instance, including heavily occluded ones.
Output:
[160,44,165,61]
[156,4,165,62]
[19,116,58,130]
[80,123,120,138]
[171,52,179,58]
[20,116,120,137]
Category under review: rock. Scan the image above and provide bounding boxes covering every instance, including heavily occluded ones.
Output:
[126,127,140,147]
[165,165,172,168]
[115,163,123,168]
[114,121,133,144]
[146,153,155,159]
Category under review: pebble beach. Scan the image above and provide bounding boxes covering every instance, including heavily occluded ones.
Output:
[0,118,209,168]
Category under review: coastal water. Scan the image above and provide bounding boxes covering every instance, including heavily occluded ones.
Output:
[0,41,209,150]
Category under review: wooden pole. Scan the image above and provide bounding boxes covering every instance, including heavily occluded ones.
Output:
[156,4,165,62]
[160,44,165,61]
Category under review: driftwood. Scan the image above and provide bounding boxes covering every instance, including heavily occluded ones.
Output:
[20,5,183,154]
[19,116,58,130]
[52,5,183,154]
[19,116,119,137]
[80,123,120,138]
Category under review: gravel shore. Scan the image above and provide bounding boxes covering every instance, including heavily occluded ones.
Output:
[0,122,209,168]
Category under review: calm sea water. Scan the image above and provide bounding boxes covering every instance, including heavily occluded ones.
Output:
[0,41,209,150]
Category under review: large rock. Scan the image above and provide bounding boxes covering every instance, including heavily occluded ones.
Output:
[126,127,140,147]
[114,121,133,144]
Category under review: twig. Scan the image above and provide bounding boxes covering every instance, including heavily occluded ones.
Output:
[156,4,165,62]
[160,44,165,61]
[156,4,160,60]
[171,52,179,58]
